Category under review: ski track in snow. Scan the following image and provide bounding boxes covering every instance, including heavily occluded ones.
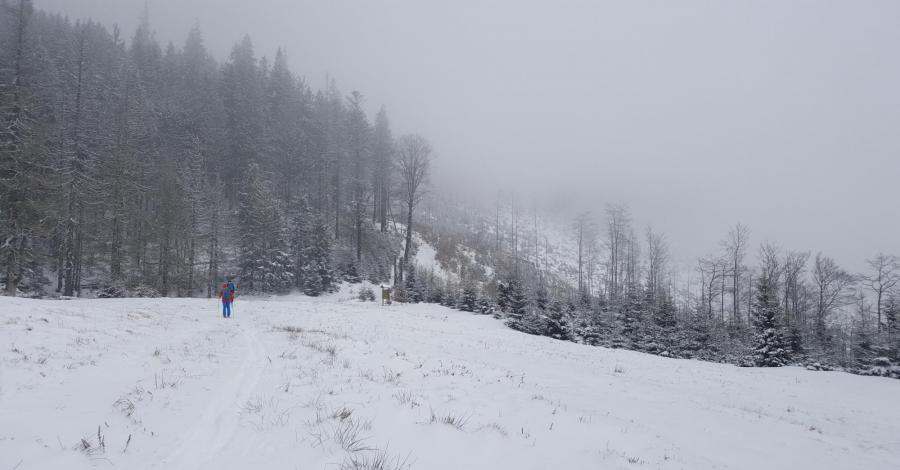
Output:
[1,288,899,470]
[161,320,266,469]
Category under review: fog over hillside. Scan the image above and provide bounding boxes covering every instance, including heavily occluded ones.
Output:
[36,0,900,270]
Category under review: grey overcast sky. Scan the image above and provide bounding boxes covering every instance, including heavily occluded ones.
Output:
[36,0,900,271]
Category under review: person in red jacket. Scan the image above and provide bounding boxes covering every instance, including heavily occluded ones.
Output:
[219,279,236,318]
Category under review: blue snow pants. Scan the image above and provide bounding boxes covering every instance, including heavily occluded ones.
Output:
[222,301,232,318]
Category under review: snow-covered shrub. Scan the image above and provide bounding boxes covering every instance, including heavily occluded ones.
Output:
[358,286,375,302]
[97,283,127,298]
[130,285,160,298]
[477,299,495,315]
[392,285,409,303]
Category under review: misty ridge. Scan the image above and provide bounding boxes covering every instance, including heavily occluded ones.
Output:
[1,0,899,379]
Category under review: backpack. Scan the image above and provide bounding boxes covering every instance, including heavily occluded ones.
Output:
[222,284,233,300]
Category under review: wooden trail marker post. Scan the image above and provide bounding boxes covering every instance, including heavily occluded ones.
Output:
[381,286,392,305]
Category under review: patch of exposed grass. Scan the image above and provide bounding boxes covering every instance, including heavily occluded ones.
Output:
[428,408,470,431]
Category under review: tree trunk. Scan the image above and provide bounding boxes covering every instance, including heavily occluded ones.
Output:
[400,201,414,283]
[188,238,195,296]
[333,165,341,240]
[734,260,740,324]
[110,214,122,281]
[720,271,726,322]
[207,213,218,298]
[379,184,388,232]
[877,290,883,331]
[5,243,17,296]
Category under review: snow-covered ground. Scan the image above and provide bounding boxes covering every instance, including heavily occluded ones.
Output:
[2,288,898,470]
[412,234,441,278]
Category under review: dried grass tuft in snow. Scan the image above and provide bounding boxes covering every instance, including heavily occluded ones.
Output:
[428,407,470,430]
[477,422,508,437]
[333,417,374,453]
[340,449,413,470]
[392,390,420,408]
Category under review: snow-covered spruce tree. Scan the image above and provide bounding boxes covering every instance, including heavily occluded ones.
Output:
[612,290,644,350]
[238,163,293,293]
[302,213,336,296]
[412,266,429,303]
[654,295,677,330]
[221,35,264,206]
[496,280,511,313]
[345,91,371,266]
[508,288,546,335]
[506,277,541,332]
[543,300,571,341]
[573,305,606,347]
[535,283,549,312]
[264,48,305,204]
[885,298,898,342]
[460,282,478,312]
[508,277,528,322]
[402,263,418,302]
[645,294,678,357]
[427,282,444,304]
[785,323,805,359]
[337,249,362,283]
[851,323,878,372]
[265,247,295,293]
[440,281,457,308]
[748,274,789,367]
[678,311,715,360]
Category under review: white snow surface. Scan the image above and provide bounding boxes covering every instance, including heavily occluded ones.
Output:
[412,234,441,277]
[2,288,899,470]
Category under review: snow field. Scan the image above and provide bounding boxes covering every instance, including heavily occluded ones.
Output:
[1,288,899,470]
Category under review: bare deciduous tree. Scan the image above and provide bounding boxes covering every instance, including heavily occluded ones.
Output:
[605,204,630,302]
[758,242,782,288]
[572,212,595,295]
[724,223,750,324]
[396,133,431,283]
[812,253,855,343]
[782,250,810,324]
[698,255,726,321]
[861,253,900,331]
[646,226,668,301]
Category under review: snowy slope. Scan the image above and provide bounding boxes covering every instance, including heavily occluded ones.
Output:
[412,234,442,277]
[1,291,899,470]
